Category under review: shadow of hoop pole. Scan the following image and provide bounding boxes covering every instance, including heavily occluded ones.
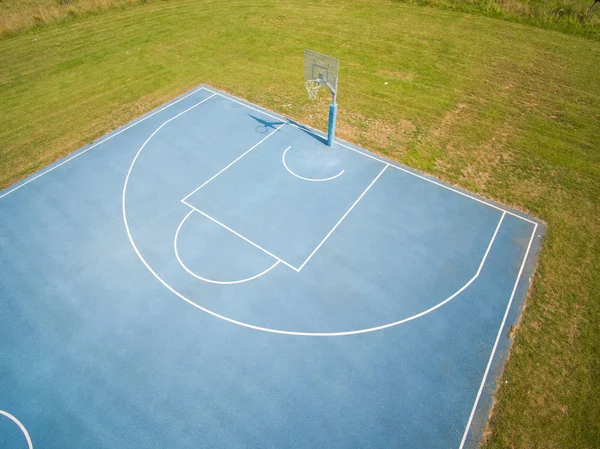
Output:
[248,114,286,134]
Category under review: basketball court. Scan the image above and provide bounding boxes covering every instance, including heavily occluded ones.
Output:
[0,52,544,449]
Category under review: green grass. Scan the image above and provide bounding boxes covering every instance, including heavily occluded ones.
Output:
[1,0,599,39]
[0,0,599,447]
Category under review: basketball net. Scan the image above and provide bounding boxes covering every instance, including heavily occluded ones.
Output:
[305,79,322,101]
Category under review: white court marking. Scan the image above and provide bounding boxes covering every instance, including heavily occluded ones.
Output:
[124,98,507,334]
[0,410,33,449]
[459,221,539,449]
[282,146,345,182]
[297,164,387,271]
[180,201,298,272]
[180,164,388,273]
[118,90,525,337]
[174,209,280,284]
[181,121,286,202]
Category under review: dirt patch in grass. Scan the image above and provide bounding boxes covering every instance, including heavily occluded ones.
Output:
[295,97,418,157]
[338,110,417,154]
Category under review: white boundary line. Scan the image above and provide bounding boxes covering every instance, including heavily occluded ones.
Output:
[335,140,537,226]
[0,87,208,200]
[459,221,538,449]
[174,210,280,284]
[282,146,345,182]
[0,410,33,449]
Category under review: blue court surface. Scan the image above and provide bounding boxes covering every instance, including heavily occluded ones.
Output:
[0,86,544,448]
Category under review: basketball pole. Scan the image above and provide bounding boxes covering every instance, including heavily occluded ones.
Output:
[325,75,338,147]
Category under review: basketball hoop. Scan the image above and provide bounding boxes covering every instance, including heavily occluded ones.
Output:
[304,50,340,146]
[305,79,322,101]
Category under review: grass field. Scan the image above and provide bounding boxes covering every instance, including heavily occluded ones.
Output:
[1,0,599,38]
[0,0,599,447]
